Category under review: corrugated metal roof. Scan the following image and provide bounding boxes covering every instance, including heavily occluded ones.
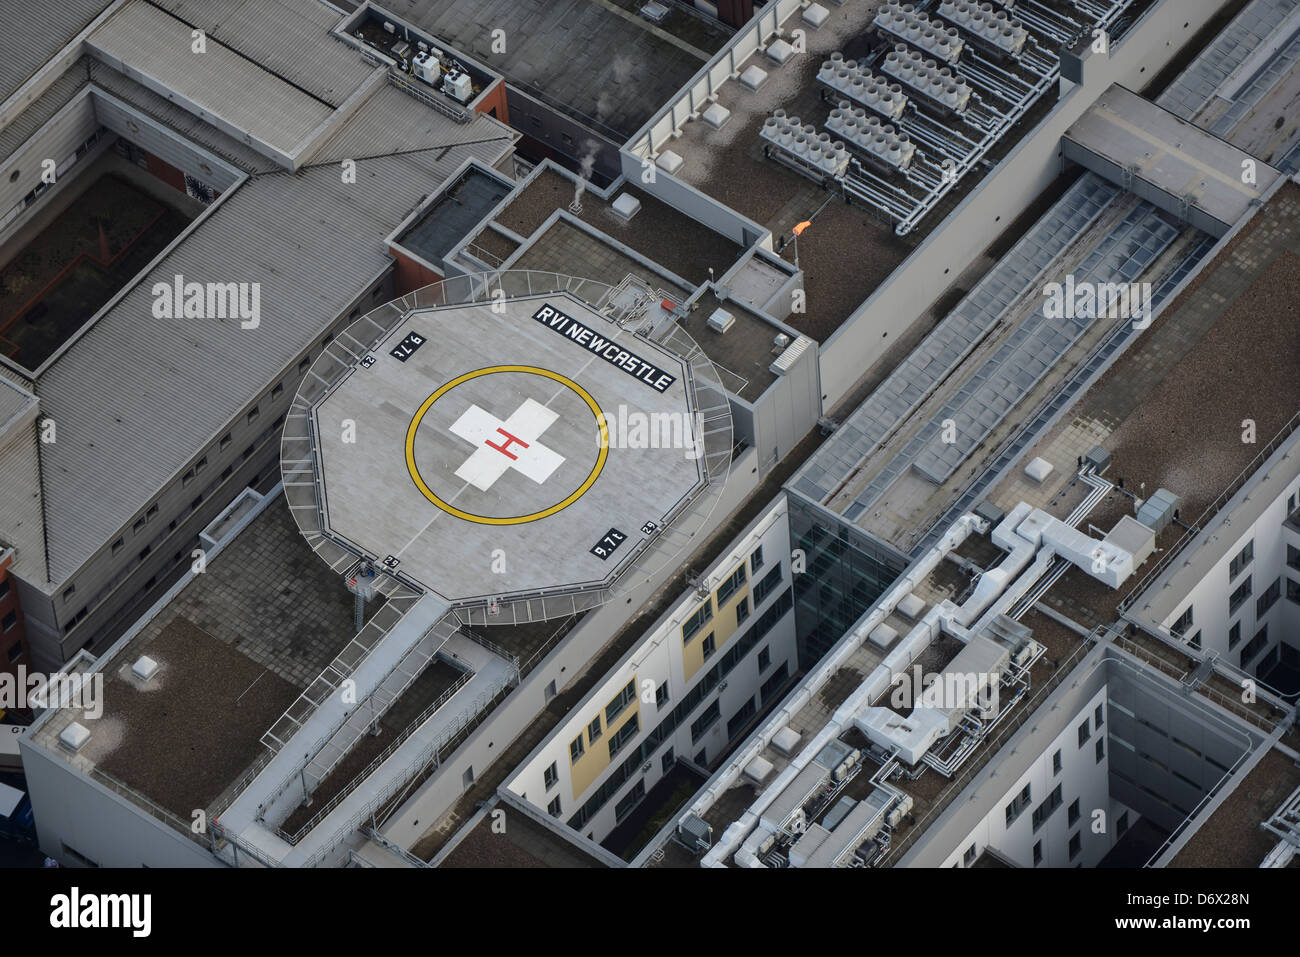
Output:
[0,60,91,163]
[88,0,333,155]
[33,88,513,583]
[87,60,278,173]
[153,0,374,109]
[0,0,112,105]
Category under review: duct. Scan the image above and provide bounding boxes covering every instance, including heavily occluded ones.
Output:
[950,502,1034,629]
[697,514,987,867]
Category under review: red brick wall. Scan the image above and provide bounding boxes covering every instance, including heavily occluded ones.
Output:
[143,150,187,194]
[0,554,29,684]
[476,79,510,125]
[390,247,443,296]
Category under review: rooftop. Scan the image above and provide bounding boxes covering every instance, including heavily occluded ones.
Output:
[376,0,731,142]
[303,291,710,605]
[1170,745,1300,868]
[0,15,518,587]
[791,171,1202,555]
[27,494,381,818]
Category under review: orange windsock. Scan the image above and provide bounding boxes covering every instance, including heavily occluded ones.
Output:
[793,220,812,236]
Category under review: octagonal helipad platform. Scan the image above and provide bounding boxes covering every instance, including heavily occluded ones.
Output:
[283,275,732,619]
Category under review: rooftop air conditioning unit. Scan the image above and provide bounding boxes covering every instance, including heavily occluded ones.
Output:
[773,332,792,352]
[707,308,735,334]
[443,70,473,104]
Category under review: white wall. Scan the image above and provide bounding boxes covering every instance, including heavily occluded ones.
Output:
[1161,473,1300,675]
[940,686,1134,868]
[503,495,797,843]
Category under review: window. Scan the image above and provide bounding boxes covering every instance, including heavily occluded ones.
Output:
[219,432,232,450]
[1078,719,1090,747]
[271,382,284,399]
[735,596,750,626]
[682,599,713,642]
[1228,576,1252,615]
[702,633,716,661]
[547,796,562,818]
[1187,630,1202,651]
[62,584,75,600]
[298,356,311,373]
[146,504,158,519]
[717,564,747,605]
[1006,783,1032,827]
[195,456,208,475]
[1033,841,1042,866]
[569,735,585,763]
[750,546,764,574]
[0,579,7,601]
[1068,799,1080,826]
[588,716,602,743]
[690,699,721,743]
[963,844,977,867]
[753,565,784,604]
[661,748,675,774]
[1031,784,1063,832]
[1170,605,1193,636]
[1052,750,1062,775]
[132,517,147,534]
[1287,578,1300,605]
[605,681,636,724]
[1228,620,1242,649]
[2,611,16,633]
[655,682,669,709]
[1289,544,1300,572]
[1228,540,1254,580]
[6,642,21,664]
[613,779,645,823]
[111,538,124,555]
[1095,738,1105,763]
[1256,577,1281,617]
[608,714,639,760]
[543,762,558,790]
[1240,626,1269,667]
[1068,832,1082,861]
[247,405,260,424]
[1116,812,1130,837]
[757,646,771,672]
[1094,704,1104,729]
[760,662,789,705]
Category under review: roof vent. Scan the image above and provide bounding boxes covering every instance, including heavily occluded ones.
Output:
[132,655,159,681]
[707,308,735,334]
[59,722,90,752]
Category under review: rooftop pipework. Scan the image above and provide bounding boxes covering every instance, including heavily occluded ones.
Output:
[938,1,1029,58]
[881,45,974,115]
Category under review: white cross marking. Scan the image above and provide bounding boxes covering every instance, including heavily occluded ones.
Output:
[449,398,566,491]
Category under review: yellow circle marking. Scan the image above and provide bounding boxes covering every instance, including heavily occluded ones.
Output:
[405,365,608,525]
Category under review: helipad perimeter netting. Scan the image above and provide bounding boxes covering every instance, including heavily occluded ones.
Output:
[282,270,733,626]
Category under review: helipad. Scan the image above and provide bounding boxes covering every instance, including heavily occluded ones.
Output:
[289,281,728,612]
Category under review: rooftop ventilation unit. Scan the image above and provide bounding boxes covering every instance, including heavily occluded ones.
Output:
[1135,488,1180,533]
[772,332,792,353]
[817,55,908,120]
[59,722,90,752]
[826,102,915,171]
[678,813,713,851]
[770,335,813,375]
[759,112,849,182]
[132,655,159,681]
[442,70,473,104]
[881,46,973,114]
[874,2,964,64]
[938,1,1028,58]
[707,308,735,334]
